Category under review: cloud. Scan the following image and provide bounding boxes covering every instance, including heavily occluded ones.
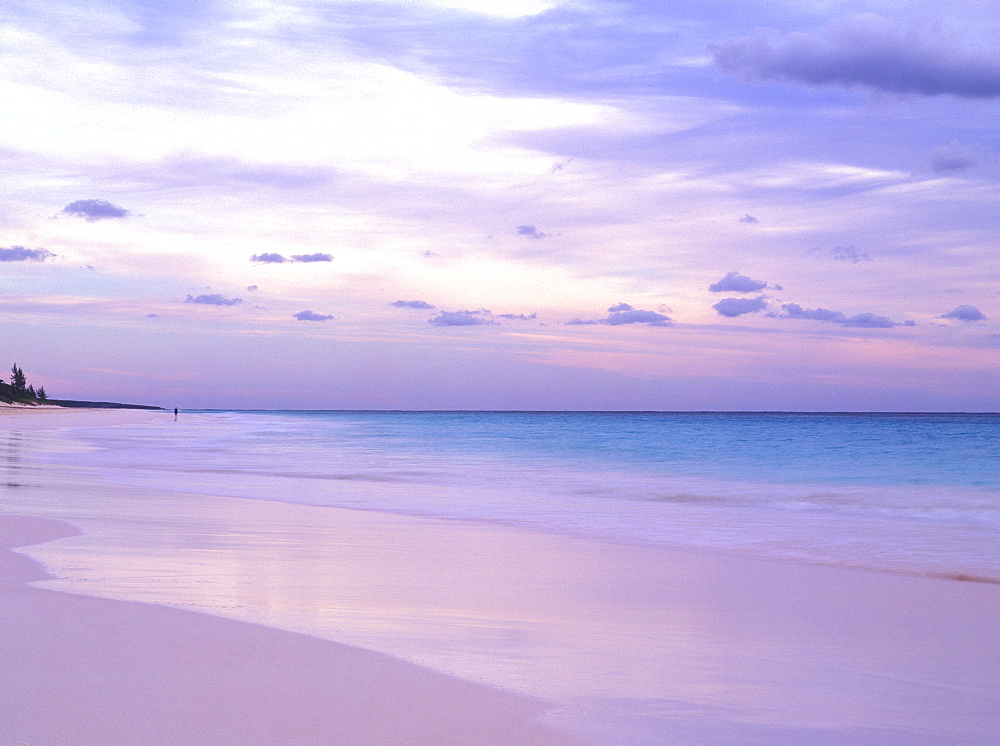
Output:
[781,305,842,323]
[808,245,873,262]
[61,199,130,221]
[293,310,335,321]
[305,1,735,104]
[516,224,550,239]
[391,300,436,309]
[290,253,333,262]
[844,313,912,328]
[929,141,988,173]
[940,304,986,322]
[425,308,534,325]
[429,310,499,326]
[569,307,671,327]
[251,253,333,264]
[251,253,288,263]
[147,156,336,191]
[779,303,912,328]
[713,296,768,318]
[0,246,55,262]
[606,309,671,326]
[185,293,242,306]
[710,14,1000,98]
[246,285,259,292]
[738,214,759,224]
[830,246,872,263]
[709,271,777,293]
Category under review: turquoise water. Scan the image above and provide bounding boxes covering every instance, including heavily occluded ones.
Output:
[59,410,1000,580]
[245,410,999,488]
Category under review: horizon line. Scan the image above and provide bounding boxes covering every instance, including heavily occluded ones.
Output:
[184,408,1000,416]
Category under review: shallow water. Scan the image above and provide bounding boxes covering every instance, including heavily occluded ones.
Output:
[49,410,1000,580]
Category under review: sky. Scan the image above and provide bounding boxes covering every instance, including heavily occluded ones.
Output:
[1,0,998,410]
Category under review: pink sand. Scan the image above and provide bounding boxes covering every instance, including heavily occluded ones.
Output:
[0,515,574,744]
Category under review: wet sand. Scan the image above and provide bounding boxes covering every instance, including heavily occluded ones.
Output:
[0,515,574,744]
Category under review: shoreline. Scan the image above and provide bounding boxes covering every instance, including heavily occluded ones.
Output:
[1,408,575,743]
[4,408,1000,743]
[27,406,1000,587]
[0,514,575,744]
[0,401,162,413]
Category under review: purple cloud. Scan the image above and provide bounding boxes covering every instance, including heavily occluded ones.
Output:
[291,253,333,263]
[293,310,334,321]
[940,305,986,323]
[496,312,537,320]
[516,225,550,239]
[0,246,55,262]
[251,253,332,264]
[713,296,768,317]
[738,214,759,224]
[606,309,671,326]
[710,14,1000,98]
[62,199,130,221]
[780,303,911,328]
[429,310,498,327]
[929,141,986,173]
[838,313,902,329]
[781,305,843,323]
[709,272,775,293]
[391,300,436,309]
[185,293,242,307]
[830,246,872,263]
[569,307,671,327]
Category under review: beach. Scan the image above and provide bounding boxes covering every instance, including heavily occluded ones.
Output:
[1,515,574,744]
[0,409,574,744]
[2,408,999,743]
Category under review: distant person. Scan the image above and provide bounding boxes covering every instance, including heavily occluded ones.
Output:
[174,407,179,418]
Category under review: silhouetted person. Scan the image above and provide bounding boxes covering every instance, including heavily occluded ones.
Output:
[174,407,179,419]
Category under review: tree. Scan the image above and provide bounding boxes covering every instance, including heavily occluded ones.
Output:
[37,386,47,401]
[10,364,26,393]
[27,384,36,398]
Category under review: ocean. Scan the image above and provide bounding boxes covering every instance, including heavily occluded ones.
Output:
[52,409,1000,582]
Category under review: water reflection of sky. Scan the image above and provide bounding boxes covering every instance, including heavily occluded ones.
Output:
[2,430,34,490]
[19,474,1000,745]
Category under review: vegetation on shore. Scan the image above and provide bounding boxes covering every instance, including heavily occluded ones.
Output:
[1,363,48,404]
[1,363,163,410]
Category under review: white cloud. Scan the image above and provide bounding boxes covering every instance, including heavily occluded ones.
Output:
[0,21,618,180]
[380,0,565,19]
